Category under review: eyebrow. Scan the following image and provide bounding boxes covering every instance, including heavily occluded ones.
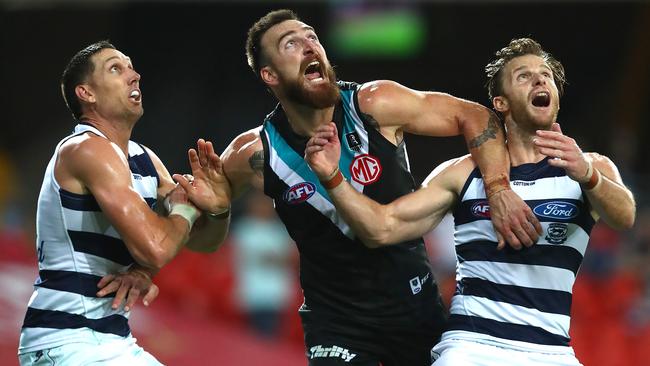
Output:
[513,63,552,74]
[277,25,315,47]
[103,55,132,66]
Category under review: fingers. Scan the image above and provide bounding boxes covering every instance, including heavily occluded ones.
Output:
[96,276,120,298]
[142,284,159,307]
[551,122,562,133]
[188,148,201,172]
[112,281,130,310]
[124,287,141,312]
[97,274,116,290]
[305,145,324,155]
[173,173,194,193]
[495,230,505,250]
[528,211,543,235]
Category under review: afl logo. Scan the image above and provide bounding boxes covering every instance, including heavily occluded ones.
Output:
[533,201,579,220]
[350,154,382,185]
[471,201,491,218]
[283,182,316,204]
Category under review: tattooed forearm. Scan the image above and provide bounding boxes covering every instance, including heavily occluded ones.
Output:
[248,150,264,177]
[468,112,502,149]
[360,112,381,131]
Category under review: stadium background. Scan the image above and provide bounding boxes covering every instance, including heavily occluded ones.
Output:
[1,1,649,365]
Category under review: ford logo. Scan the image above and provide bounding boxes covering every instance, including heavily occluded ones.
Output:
[533,201,579,220]
[283,182,316,204]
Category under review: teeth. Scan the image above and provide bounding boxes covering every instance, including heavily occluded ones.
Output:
[130,90,140,98]
[308,61,320,67]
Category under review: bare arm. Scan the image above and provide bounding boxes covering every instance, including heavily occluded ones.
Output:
[57,135,195,271]
[534,123,635,229]
[357,80,541,248]
[305,123,463,247]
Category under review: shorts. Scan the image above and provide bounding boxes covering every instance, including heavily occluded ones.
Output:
[431,338,583,366]
[300,310,443,366]
[18,335,163,366]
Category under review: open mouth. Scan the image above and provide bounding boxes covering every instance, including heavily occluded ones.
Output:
[304,60,324,82]
[531,91,550,107]
[129,89,142,102]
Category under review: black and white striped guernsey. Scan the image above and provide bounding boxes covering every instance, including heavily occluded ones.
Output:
[442,157,595,354]
[260,81,445,331]
[19,123,159,353]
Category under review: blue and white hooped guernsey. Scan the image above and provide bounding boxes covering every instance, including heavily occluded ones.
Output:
[441,158,595,354]
[18,123,159,354]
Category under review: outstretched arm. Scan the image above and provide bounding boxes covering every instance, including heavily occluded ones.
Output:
[357,80,542,248]
[305,122,459,247]
[534,123,636,229]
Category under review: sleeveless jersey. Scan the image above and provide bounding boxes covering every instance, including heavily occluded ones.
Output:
[442,157,595,354]
[19,123,159,353]
[261,81,443,328]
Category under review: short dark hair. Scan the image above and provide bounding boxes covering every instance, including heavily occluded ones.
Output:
[61,40,115,120]
[485,38,566,100]
[245,9,299,77]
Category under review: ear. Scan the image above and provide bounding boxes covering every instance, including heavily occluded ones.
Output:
[493,96,508,113]
[260,66,278,86]
[75,84,95,104]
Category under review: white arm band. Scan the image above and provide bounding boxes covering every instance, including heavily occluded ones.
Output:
[165,197,200,230]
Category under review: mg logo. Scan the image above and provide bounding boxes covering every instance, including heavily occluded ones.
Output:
[350,154,382,185]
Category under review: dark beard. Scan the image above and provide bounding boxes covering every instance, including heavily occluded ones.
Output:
[283,64,340,109]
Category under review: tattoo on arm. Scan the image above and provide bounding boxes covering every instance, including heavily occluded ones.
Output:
[360,112,381,131]
[248,150,264,177]
[468,112,502,149]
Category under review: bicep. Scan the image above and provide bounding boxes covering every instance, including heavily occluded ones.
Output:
[222,130,264,199]
[359,81,470,137]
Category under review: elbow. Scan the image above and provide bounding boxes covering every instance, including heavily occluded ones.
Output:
[132,242,175,271]
[618,211,636,231]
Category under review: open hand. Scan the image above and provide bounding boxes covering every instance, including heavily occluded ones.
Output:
[97,267,159,311]
[534,123,591,183]
[173,139,231,215]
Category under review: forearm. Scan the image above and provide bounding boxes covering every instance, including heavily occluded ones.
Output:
[185,213,230,252]
[462,108,509,181]
[585,172,635,230]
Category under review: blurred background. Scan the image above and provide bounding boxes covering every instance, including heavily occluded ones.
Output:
[1,0,649,365]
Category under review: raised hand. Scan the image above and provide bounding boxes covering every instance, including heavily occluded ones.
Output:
[534,123,591,183]
[305,122,341,180]
[97,266,159,312]
[173,139,231,215]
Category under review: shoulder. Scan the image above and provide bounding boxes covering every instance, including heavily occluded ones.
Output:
[59,132,126,172]
[222,126,264,197]
[422,154,476,193]
[356,80,409,112]
[222,126,263,164]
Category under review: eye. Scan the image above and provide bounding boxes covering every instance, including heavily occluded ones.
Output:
[542,71,552,78]
[517,72,529,81]
[285,40,296,49]
[307,33,318,41]
[110,64,120,73]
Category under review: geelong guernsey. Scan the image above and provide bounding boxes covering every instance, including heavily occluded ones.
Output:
[260,81,444,329]
[443,157,595,354]
[19,123,159,353]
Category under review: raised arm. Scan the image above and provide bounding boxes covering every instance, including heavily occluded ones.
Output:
[534,123,636,230]
[305,122,462,247]
[357,80,542,248]
[57,135,198,271]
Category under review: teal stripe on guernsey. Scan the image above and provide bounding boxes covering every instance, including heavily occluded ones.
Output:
[264,120,334,204]
[338,88,357,181]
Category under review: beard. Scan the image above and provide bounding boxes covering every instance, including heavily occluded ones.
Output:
[282,64,340,109]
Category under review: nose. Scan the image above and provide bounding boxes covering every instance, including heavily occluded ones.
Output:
[302,38,315,56]
[532,72,546,86]
[129,69,141,85]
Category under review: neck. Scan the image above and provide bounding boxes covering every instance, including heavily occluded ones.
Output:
[80,114,134,154]
[279,97,336,136]
[504,117,549,167]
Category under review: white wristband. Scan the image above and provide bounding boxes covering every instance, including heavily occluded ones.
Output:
[169,203,200,230]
